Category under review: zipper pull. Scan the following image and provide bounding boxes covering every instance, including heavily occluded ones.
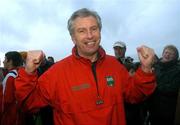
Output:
[96,96,104,105]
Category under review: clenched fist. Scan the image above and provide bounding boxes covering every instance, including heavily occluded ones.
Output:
[25,50,44,74]
[137,45,155,73]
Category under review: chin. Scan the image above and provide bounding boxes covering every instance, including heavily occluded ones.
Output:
[84,49,97,56]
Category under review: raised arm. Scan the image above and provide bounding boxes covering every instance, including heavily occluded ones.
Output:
[123,45,156,103]
[15,50,51,112]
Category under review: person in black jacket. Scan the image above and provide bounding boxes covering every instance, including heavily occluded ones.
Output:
[148,45,180,125]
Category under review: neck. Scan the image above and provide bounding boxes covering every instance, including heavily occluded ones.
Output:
[90,53,98,62]
[7,65,16,71]
[81,52,98,62]
[75,47,100,63]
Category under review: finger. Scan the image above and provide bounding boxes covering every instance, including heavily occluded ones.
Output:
[27,50,44,64]
[34,53,44,65]
[137,45,149,59]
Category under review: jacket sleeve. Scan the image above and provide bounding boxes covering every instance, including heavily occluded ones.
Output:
[123,67,156,104]
[3,76,15,104]
[15,67,55,112]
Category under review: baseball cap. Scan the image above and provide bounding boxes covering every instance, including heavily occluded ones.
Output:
[113,41,126,48]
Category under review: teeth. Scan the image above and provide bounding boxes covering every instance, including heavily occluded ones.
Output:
[86,42,95,45]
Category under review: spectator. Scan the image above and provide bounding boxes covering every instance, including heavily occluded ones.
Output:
[47,56,55,64]
[15,8,156,125]
[1,51,24,125]
[19,51,27,66]
[38,56,54,76]
[0,67,5,124]
[148,45,180,125]
[175,88,180,125]
[113,41,127,63]
[113,41,147,125]
[113,41,135,75]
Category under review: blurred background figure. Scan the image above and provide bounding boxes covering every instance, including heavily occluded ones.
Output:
[1,51,24,125]
[0,67,6,124]
[47,56,55,64]
[147,45,180,125]
[113,41,145,125]
[113,41,127,63]
[113,41,136,75]
[0,67,5,84]
[19,51,27,66]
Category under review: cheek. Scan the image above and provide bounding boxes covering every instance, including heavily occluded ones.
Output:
[162,53,167,58]
[95,32,101,39]
[170,55,176,60]
[72,34,84,44]
[72,36,78,45]
[118,50,123,54]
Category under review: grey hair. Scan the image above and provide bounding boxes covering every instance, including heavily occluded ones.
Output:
[67,8,102,36]
[163,44,179,60]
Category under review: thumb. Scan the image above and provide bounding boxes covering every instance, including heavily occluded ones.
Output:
[25,50,44,74]
[137,45,149,59]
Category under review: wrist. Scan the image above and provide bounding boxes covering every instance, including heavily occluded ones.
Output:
[25,67,36,74]
[141,65,153,73]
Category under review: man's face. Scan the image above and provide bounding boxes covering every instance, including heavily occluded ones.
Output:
[113,46,126,59]
[162,48,176,62]
[71,16,101,58]
[3,57,11,69]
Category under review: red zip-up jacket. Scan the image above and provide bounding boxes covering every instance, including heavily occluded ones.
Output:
[1,69,25,125]
[15,47,156,125]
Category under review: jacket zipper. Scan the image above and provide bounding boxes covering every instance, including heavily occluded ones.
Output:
[91,62,104,105]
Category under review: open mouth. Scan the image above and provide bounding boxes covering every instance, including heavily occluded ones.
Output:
[85,41,95,45]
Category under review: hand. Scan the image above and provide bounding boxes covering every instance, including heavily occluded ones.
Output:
[137,45,155,73]
[25,50,44,74]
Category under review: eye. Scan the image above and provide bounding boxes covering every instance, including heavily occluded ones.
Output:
[79,30,84,33]
[77,28,86,34]
[91,26,98,32]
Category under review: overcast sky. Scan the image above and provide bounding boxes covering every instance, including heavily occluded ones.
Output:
[0,0,180,65]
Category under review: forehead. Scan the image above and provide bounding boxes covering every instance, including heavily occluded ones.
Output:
[163,48,176,54]
[73,16,98,28]
[114,46,125,50]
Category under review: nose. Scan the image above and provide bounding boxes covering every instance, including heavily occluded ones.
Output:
[86,30,93,39]
[165,52,171,58]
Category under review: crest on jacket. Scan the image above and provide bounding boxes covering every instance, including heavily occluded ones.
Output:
[106,76,114,87]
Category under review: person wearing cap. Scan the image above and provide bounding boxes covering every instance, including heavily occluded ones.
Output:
[113,41,127,64]
[113,41,137,74]
[113,41,147,125]
[15,8,156,125]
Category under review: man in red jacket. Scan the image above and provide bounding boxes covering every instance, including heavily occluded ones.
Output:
[15,8,156,125]
[1,51,24,125]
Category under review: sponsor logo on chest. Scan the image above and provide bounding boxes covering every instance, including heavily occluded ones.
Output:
[106,76,115,87]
